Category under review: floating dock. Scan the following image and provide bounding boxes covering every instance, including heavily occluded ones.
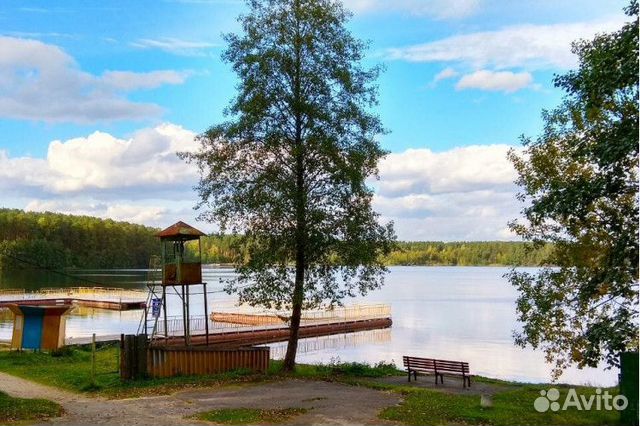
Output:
[156,317,392,348]
[153,304,393,348]
[0,287,147,311]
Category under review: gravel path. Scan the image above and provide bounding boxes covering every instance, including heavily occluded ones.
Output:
[0,372,401,425]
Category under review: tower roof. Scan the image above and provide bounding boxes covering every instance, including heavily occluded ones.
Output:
[156,221,206,240]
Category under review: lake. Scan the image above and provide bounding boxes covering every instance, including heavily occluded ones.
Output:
[0,266,617,387]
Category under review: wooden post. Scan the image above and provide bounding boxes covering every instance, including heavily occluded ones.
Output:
[136,334,148,379]
[119,334,126,380]
[91,333,96,386]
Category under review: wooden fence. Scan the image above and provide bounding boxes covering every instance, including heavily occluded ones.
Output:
[120,334,269,379]
[146,345,270,378]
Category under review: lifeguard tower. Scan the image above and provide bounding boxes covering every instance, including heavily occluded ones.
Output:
[142,221,209,346]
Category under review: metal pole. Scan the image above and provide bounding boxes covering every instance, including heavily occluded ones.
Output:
[182,284,187,346]
[185,284,190,345]
[144,297,148,336]
[203,282,209,346]
[162,285,168,342]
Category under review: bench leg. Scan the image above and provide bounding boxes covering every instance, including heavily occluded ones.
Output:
[434,373,438,385]
[407,370,412,382]
[440,374,444,384]
[414,371,417,381]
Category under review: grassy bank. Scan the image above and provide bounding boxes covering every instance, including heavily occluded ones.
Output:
[375,384,620,425]
[0,391,62,424]
[0,346,622,425]
[0,344,264,398]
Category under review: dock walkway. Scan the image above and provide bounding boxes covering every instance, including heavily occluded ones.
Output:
[0,287,147,311]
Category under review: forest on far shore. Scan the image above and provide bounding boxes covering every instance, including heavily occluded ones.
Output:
[192,235,553,267]
[0,209,553,270]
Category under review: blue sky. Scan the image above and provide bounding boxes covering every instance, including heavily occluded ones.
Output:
[0,0,630,240]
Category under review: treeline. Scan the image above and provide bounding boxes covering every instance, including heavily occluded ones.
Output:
[0,209,159,269]
[0,209,552,269]
[386,241,553,266]
[192,235,552,266]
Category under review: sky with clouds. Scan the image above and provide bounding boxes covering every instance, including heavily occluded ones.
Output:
[0,0,630,240]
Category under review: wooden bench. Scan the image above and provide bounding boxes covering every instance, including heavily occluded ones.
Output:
[403,356,472,388]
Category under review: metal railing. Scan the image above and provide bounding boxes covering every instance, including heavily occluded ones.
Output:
[152,304,392,338]
[0,286,147,302]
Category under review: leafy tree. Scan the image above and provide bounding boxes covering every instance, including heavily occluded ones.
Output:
[507,1,638,378]
[181,0,395,370]
[0,208,159,270]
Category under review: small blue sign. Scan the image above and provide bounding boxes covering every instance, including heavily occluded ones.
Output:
[151,298,162,318]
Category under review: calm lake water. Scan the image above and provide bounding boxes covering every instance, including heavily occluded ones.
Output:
[0,266,617,387]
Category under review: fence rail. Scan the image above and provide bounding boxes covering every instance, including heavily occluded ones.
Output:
[0,287,147,302]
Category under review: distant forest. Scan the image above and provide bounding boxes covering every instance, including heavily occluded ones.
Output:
[0,209,159,269]
[193,235,553,267]
[0,209,552,269]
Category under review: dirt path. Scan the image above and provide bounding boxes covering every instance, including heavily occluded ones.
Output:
[0,372,401,425]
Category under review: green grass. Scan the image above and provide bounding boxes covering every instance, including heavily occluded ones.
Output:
[374,383,621,426]
[268,358,401,378]
[192,408,306,424]
[0,391,62,424]
[0,345,262,398]
[0,348,625,425]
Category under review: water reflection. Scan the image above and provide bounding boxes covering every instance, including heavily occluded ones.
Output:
[0,266,618,386]
[269,329,391,359]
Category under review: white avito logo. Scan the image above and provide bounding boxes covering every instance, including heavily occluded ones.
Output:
[534,387,629,413]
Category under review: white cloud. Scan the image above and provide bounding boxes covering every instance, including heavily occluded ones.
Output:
[130,37,217,56]
[373,145,520,240]
[0,123,199,196]
[0,36,190,123]
[3,123,208,229]
[385,17,626,70]
[432,67,458,84]
[342,0,481,19]
[3,125,521,239]
[376,145,517,195]
[455,70,533,93]
[101,70,191,91]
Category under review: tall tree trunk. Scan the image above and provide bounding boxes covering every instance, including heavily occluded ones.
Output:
[283,229,305,371]
[284,0,304,371]
[283,129,305,371]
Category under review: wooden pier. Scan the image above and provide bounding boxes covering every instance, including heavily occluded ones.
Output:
[156,317,393,348]
[0,287,147,311]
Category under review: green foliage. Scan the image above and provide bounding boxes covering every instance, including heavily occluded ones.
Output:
[0,391,62,424]
[180,0,395,369]
[0,208,159,270]
[190,236,553,266]
[507,1,639,378]
[386,241,553,266]
[193,408,306,425]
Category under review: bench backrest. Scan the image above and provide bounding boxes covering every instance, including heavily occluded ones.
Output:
[403,356,469,374]
[403,356,435,370]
